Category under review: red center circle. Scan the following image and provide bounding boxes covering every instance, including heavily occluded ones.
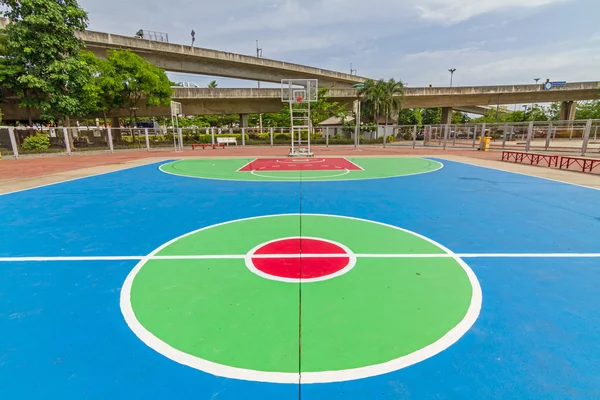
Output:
[250,238,350,280]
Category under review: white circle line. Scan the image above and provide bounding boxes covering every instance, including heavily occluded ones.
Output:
[243,236,357,284]
[120,213,482,384]
[250,169,350,180]
[276,158,326,164]
[158,158,444,183]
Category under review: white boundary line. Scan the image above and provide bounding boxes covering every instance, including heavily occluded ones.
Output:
[343,157,365,171]
[119,213,482,384]
[159,158,444,183]
[0,159,169,197]
[275,158,327,164]
[433,156,600,192]
[3,253,600,262]
[244,236,357,283]
[250,169,351,180]
[235,158,258,172]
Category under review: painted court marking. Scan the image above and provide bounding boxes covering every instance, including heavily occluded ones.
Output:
[119,213,481,383]
[160,158,445,183]
[2,253,600,262]
[276,158,327,164]
[239,157,363,172]
[244,236,357,283]
[250,169,351,179]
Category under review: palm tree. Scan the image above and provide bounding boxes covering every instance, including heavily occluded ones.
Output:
[358,78,404,139]
[358,79,385,136]
[382,78,404,145]
[207,80,218,88]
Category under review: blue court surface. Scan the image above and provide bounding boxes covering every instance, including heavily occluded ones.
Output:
[1,157,599,399]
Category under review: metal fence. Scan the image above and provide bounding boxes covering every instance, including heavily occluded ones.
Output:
[1,120,599,159]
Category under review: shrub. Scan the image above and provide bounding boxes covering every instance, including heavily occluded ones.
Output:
[22,134,50,150]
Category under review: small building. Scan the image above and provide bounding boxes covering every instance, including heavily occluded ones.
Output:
[318,116,355,138]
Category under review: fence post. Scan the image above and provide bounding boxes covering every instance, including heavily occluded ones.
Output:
[478,123,487,151]
[8,127,19,159]
[107,127,114,153]
[241,128,246,147]
[442,125,448,150]
[62,128,72,155]
[544,122,552,150]
[502,124,508,149]
[472,125,478,148]
[270,127,274,147]
[581,119,592,156]
[144,128,150,151]
[211,127,215,145]
[178,128,184,151]
[525,121,533,152]
[383,125,387,148]
[326,127,330,147]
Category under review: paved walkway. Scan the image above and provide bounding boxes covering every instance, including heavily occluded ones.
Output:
[1,147,597,193]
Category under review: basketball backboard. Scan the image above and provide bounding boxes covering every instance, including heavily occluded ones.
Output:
[281,79,318,103]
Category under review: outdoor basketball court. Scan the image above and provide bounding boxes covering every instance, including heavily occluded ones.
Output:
[1,156,599,399]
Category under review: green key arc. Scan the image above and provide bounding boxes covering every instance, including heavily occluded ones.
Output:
[159,157,444,182]
[120,214,482,384]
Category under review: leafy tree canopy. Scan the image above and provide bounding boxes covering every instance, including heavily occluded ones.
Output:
[0,0,89,123]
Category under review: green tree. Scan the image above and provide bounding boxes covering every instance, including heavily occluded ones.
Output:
[0,28,6,56]
[382,78,404,128]
[575,101,600,120]
[79,51,124,127]
[527,105,548,121]
[546,102,561,121]
[452,111,470,124]
[358,78,386,124]
[105,49,172,128]
[421,108,441,125]
[308,88,345,127]
[207,80,218,88]
[397,108,423,126]
[0,0,89,125]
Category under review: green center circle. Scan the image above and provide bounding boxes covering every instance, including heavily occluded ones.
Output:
[159,157,442,182]
[120,214,481,383]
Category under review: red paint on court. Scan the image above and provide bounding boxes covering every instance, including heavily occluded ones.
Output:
[251,238,350,280]
[238,158,362,172]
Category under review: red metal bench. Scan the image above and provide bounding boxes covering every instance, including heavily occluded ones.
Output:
[501,151,559,167]
[559,156,600,173]
[191,143,226,150]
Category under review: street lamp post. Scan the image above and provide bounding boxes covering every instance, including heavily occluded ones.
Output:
[256,40,263,133]
[496,94,502,122]
[522,105,528,122]
[448,69,456,87]
[531,78,540,119]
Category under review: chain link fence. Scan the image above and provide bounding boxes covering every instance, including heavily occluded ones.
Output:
[1,120,599,159]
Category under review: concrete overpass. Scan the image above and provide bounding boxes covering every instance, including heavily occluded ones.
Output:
[2,82,598,122]
[0,18,365,88]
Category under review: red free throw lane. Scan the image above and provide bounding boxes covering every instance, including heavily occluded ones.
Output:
[251,238,350,279]
[239,158,362,172]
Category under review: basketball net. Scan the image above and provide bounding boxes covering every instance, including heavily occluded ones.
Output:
[295,96,304,104]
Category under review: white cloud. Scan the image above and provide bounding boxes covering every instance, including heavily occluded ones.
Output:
[374,37,600,87]
[76,0,597,89]
[415,0,571,24]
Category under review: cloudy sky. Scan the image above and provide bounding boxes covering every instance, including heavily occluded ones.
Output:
[79,0,600,89]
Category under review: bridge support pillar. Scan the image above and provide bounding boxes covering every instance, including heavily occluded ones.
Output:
[441,107,453,125]
[239,114,249,128]
[560,101,577,121]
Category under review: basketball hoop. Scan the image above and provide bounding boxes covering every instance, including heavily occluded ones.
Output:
[295,96,304,103]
